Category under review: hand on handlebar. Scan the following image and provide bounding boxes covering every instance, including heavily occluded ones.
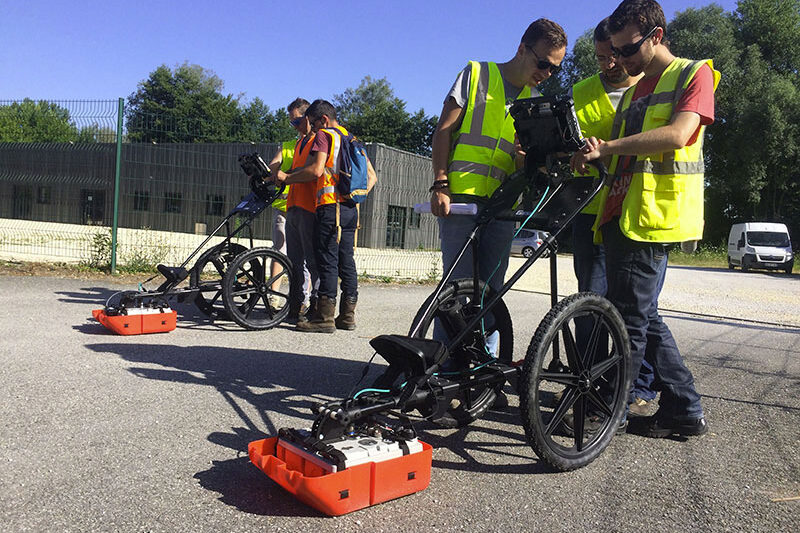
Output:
[273,170,288,184]
[570,136,604,175]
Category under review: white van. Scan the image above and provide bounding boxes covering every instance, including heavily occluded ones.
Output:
[727,222,793,273]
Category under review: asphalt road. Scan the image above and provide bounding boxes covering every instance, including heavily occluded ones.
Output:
[1,267,799,532]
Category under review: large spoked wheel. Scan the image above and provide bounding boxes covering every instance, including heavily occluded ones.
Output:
[222,246,293,330]
[519,292,630,471]
[190,242,248,319]
[409,278,513,427]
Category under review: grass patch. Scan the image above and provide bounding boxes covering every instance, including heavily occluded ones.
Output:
[668,244,797,273]
[668,244,728,268]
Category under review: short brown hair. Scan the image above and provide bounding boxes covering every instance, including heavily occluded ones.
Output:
[521,18,567,50]
[287,97,310,115]
[305,99,337,122]
[609,0,667,39]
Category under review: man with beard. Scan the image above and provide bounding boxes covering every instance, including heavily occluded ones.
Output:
[569,18,656,417]
[571,0,719,438]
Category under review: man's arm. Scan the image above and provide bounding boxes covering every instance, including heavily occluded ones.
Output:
[366,158,378,193]
[276,150,326,184]
[571,111,702,174]
[267,148,283,176]
[430,97,465,217]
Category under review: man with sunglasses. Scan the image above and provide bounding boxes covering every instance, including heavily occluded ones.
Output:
[571,0,720,438]
[271,98,318,322]
[266,105,304,313]
[276,99,377,333]
[568,18,660,417]
[430,17,566,304]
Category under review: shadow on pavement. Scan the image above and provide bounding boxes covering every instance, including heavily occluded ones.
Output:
[86,341,547,515]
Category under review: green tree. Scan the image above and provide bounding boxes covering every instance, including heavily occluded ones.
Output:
[0,99,79,142]
[126,63,241,143]
[76,123,118,143]
[238,97,296,143]
[669,0,800,244]
[333,76,438,155]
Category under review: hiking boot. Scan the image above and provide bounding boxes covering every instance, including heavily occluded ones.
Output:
[629,414,708,438]
[296,296,335,333]
[287,302,309,323]
[334,295,357,330]
[628,397,656,417]
[298,298,317,324]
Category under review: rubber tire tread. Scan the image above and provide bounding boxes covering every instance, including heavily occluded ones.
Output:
[222,246,293,330]
[409,278,513,427]
[519,292,630,471]
[190,242,247,318]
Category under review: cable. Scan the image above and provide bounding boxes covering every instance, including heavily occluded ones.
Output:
[478,186,551,354]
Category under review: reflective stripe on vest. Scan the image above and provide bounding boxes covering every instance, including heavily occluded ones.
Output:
[287,133,317,213]
[597,58,720,243]
[272,140,296,212]
[316,127,346,208]
[572,74,616,215]
[448,61,531,199]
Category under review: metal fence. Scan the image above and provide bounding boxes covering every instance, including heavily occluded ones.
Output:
[0,99,442,279]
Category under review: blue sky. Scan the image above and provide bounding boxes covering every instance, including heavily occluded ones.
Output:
[4,0,740,117]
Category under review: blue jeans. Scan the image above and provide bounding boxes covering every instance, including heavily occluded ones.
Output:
[572,213,607,295]
[572,213,656,401]
[435,214,515,356]
[602,220,703,419]
[314,202,358,300]
[438,214,515,292]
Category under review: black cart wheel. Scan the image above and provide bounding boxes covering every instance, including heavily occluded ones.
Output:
[519,292,630,471]
[409,278,513,427]
[222,246,293,330]
[522,246,534,258]
[190,242,248,318]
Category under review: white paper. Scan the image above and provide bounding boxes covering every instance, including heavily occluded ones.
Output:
[413,202,478,215]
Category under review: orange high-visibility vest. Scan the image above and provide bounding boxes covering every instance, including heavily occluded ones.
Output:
[315,126,349,208]
[287,133,317,213]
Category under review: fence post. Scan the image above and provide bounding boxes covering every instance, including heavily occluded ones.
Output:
[111,98,124,274]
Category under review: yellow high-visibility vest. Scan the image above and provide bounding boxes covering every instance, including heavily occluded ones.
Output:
[272,140,295,212]
[594,58,720,243]
[448,61,531,199]
[572,73,616,215]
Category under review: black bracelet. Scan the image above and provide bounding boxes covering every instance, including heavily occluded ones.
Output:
[429,180,450,192]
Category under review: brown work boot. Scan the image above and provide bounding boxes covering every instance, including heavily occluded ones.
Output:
[296,298,316,324]
[296,296,335,333]
[334,296,357,330]
[287,301,309,324]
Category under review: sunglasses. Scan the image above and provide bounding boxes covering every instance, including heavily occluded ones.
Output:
[526,45,560,74]
[289,116,304,127]
[611,26,658,58]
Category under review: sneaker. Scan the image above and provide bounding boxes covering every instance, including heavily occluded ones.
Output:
[629,415,708,438]
[627,397,655,417]
[561,412,628,437]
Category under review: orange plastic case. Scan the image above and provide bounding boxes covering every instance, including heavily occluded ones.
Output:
[248,436,432,516]
[92,308,177,335]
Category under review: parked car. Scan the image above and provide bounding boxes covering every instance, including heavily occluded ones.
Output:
[727,222,793,274]
[511,229,549,258]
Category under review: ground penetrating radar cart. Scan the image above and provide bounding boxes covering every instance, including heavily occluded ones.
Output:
[249,95,633,515]
[93,153,294,334]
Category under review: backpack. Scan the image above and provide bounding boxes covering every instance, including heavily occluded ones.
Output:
[334,127,370,204]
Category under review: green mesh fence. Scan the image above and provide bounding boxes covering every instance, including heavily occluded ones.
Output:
[0,99,443,280]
